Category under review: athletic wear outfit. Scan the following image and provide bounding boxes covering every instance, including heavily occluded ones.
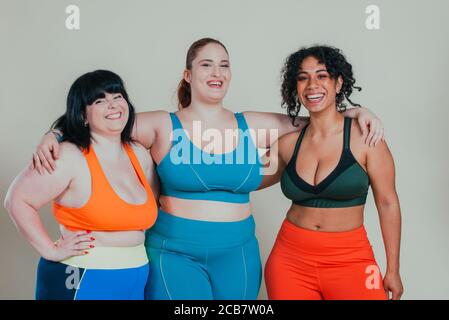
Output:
[36,144,158,300]
[145,112,263,300]
[265,117,388,300]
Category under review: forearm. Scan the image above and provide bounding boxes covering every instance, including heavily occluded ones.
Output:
[276,114,307,138]
[257,144,284,190]
[377,201,402,274]
[342,107,361,119]
[5,200,56,260]
[257,170,281,190]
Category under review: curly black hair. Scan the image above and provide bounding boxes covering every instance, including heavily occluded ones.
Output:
[281,45,362,125]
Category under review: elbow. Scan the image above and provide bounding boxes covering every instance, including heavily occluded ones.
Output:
[3,196,11,213]
[375,195,400,214]
[4,190,17,216]
[4,189,25,218]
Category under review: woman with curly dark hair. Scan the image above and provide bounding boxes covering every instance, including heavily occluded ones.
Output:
[262,46,403,300]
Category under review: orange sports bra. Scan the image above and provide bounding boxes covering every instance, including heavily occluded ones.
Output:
[53,143,158,232]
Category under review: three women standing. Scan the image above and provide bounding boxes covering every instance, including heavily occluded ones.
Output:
[17,39,387,300]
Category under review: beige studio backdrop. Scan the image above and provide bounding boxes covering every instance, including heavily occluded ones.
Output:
[1,0,448,299]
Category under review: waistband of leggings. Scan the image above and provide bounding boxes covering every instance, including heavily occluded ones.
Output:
[279,218,372,252]
[146,209,256,248]
[60,244,148,270]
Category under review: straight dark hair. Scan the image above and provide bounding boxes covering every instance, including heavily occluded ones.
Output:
[52,70,135,150]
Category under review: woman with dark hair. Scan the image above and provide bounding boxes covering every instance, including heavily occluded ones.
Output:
[32,39,384,300]
[262,46,403,300]
[4,70,158,300]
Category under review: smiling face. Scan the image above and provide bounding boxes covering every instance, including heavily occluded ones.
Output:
[184,42,231,105]
[296,56,343,114]
[85,92,129,136]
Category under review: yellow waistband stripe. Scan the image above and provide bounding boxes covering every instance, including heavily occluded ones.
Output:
[61,244,148,270]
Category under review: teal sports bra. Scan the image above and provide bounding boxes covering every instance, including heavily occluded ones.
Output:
[156,112,263,203]
[280,117,370,208]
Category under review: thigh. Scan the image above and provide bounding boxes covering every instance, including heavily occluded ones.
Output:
[36,258,86,300]
[264,243,322,300]
[319,262,388,300]
[207,237,262,300]
[75,264,149,300]
[145,246,213,300]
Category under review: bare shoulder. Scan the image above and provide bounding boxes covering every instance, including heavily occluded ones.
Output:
[348,117,393,168]
[58,142,85,164]
[277,130,300,163]
[241,110,258,119]
[36,142,84,182]
[278,130,300,148]
[349,118,370,153]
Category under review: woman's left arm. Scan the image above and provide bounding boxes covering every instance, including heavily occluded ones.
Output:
[367,140,404,300]
[344,107,385,147]
[244,107,384,148]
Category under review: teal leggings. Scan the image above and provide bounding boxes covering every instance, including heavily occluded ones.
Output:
[144,209,261,300]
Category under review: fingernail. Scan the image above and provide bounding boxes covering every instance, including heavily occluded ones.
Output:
[90,237,95,241]
[86,230,92,234]
[84,251,89,254]
[89,245,95,248]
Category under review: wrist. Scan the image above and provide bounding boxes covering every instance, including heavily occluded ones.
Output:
[45,129,64,143]
[386,267,400,275]
[41,243,58,261]
[356,107,366,116]
[342,107,360,118]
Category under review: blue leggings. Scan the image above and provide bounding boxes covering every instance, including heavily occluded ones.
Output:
[36,258,149,300]
[144,209,261,300]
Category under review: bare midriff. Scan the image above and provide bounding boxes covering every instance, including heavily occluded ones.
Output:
[159,195,252,222]
[286,204,365,232]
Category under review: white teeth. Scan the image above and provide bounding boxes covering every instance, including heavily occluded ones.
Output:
[208,81,222,86]
[307,94,324,100]
[106,112,121,119]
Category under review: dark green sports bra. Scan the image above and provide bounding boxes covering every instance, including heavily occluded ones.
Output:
[280,117,369,208]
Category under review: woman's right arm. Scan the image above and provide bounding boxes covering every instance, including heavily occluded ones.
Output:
[33,110,167,174]
[257,133,291,190]
[131,111,165,149]
[5,144,94,261]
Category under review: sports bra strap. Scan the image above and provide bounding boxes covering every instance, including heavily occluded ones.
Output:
[344,117,352,150]
[169,112,183,130]
[291,123,309,160]
[235,112,249,132]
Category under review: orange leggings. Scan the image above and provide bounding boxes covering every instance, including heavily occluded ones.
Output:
[265,219,388,300]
